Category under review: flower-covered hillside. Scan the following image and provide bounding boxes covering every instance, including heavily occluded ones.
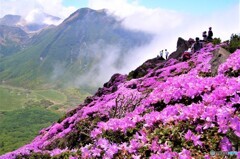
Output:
[1,40,240,159]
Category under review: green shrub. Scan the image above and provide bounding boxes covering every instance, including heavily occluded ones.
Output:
[212,37,221,45]
[229,34,240,53]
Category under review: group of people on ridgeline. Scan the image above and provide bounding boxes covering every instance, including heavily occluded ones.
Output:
[157,27,213,61]
[182,27,213,61]
[192,27,213,53]
[202,27,213,42]
[158,49,169,60]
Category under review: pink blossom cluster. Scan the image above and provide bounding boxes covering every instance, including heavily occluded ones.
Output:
[1,43,240,159]
[218,49,240,74]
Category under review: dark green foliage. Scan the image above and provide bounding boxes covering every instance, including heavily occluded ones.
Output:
[52,151,71,159]
[153,95,203,110]
[212,37,221,45]
[188,61,196,68]
[103,130,131,144]
[102,122,143,144]
[113,150,132,159]
[175,95,203,106]
[229,34,240,53]
[223,34,240,53]
[16,152,51,159]
[200,126,221,151]
[225,68,240,77]
[0,108,60,155]
[138,146,151,158]
[152,100,166,111]
[145,121,222,157]
[150,122,192,152]
[137,120,238,158]
[227,131,240,152]
[46,116,101,150]
[198,71,213,77]
[15,151,74,159]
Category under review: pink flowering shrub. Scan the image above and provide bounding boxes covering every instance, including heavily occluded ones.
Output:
[1,42,239,159]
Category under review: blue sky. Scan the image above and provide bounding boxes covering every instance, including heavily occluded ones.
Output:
[62,0,239,15]
[137,0,238,14]
[62,0,87,8]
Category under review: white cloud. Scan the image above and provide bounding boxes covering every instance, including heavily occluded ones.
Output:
[86,0,240,80]
[35,0,76,19]
[25,9,46,24]
[0,0,76,23]
[89,0,239,54]
[89,0,183,34]
[88,0,185,59]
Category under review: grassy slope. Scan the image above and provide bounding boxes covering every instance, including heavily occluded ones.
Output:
[0,85,90,155]
[0,28,56,88]
[0,86,26,111]
[34,89,67,104]
[0,107,60,155]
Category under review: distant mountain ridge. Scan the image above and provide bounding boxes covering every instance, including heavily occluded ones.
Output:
[0,8,152,90]
[0,13,61,58]
[0,25,29,57]
[0,13,61,32]
[0,15,21,26]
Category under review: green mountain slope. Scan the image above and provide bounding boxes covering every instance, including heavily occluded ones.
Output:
[0,25,29,57]
[0,8,151,89]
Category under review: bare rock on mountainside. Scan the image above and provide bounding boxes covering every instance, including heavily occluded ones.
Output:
[127,37,190,80]
[127,57,165,80]
[168,37,190,59]
[210,47,231,76]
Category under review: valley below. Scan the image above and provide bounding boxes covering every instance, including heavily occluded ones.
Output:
[0,84,90,154]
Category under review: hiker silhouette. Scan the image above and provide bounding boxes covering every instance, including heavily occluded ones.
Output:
[165,49,169,59]
[159,50,163,58]
[202,31,207,41]
[157,50,165,60]
[193,37,202,52]
[207,27,213,41]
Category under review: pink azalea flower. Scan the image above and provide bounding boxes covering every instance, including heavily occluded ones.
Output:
[220,137,232,151]
[179,149,191,159]
[184,130,202,146]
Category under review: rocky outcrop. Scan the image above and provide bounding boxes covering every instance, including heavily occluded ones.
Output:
[210,47,231,76]
[95,73,127,97]
[127,37,191,80]
[168,37,190,59]
[127,57,165,80]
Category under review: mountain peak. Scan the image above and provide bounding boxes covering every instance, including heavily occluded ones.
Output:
[62,8,108,25]
[0,12,61,32]
[0,14,21,26]
[1,14,21,19]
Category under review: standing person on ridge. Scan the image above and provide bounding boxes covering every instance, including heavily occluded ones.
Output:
[165,49,169,59]
[207,27,213,42]
[158,50,164,60]
[193,37,202,53]
[202,31,207,42]
[159,50,163,58]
